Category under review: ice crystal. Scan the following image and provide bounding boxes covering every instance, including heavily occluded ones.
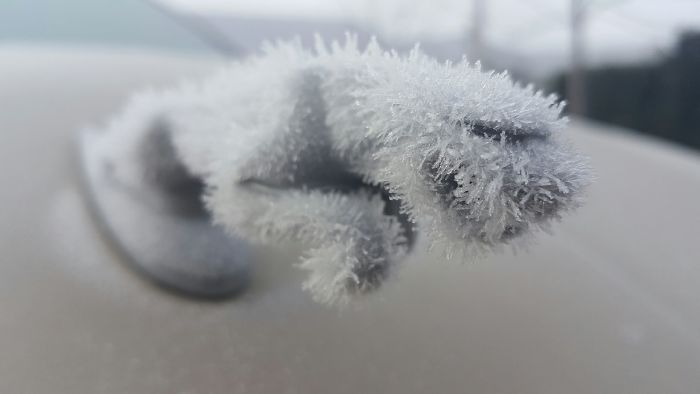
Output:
[97,35,592,306]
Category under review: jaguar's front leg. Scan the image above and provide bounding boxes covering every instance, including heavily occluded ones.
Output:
[212,183,409,305]
[202,126,412,304]
[201,127,410,304]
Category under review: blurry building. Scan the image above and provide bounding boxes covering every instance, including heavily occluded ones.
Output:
[552,31,700,151]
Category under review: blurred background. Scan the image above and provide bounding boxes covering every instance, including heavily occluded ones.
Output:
[2,1,700,393]
[3,0,700,150]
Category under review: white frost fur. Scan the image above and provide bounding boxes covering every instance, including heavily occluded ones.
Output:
[95,35,591,305]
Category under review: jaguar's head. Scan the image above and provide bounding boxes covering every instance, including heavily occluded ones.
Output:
[365,60,592,257]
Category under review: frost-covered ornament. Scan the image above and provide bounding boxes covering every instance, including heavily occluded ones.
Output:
[95,36,592,306]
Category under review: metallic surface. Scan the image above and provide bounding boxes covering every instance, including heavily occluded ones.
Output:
[1,46,700,394]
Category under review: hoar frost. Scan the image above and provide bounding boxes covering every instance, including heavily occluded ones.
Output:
[97,35,592,306]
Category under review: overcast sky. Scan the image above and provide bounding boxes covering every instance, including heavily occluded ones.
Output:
[158,0,700,72]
